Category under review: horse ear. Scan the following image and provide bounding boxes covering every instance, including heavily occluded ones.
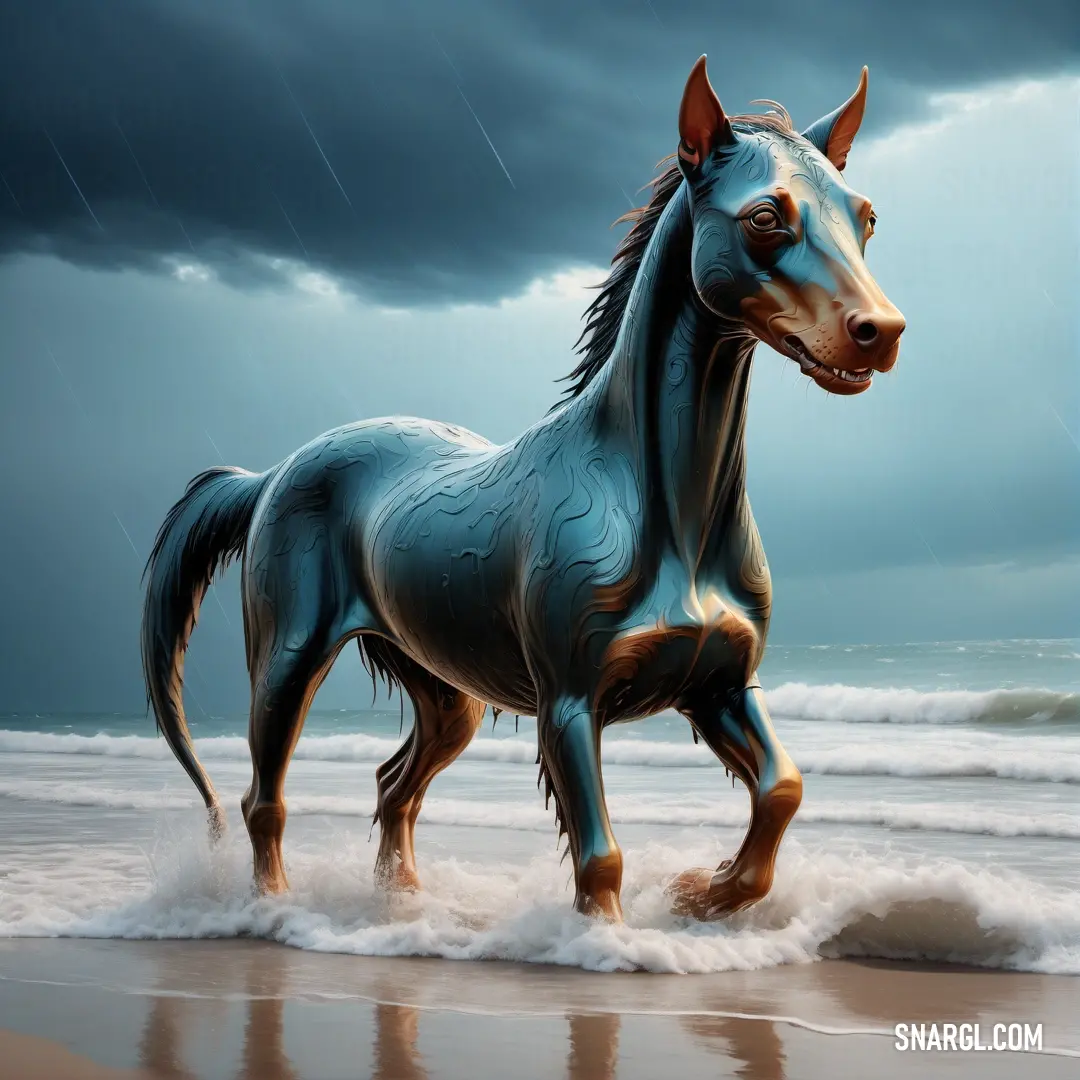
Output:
[678,55,735,169]
[801,67,869,172]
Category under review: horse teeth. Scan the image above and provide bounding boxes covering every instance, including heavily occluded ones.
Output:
[791,346,872,383]
[817,364,873,383]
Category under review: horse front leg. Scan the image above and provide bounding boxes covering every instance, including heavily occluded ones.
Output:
[668,684,802,919]
[538,695,623,922]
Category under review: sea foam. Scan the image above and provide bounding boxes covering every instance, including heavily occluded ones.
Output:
[1,830,1077,976]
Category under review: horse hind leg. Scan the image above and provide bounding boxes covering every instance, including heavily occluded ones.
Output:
[242,650,326,894]
[241,548,362,894]
[366,638,484,892]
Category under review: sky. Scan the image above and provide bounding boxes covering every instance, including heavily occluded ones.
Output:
[0,2,1077,713]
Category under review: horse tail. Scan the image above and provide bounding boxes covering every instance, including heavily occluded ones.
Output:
[140,465,271,837]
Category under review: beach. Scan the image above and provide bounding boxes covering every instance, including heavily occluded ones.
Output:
[1,639,1078,1076]
[1,940,1078,1078]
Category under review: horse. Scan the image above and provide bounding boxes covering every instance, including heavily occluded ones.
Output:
[142,56,905,922]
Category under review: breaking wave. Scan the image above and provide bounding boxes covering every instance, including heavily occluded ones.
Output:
[3,729,1079,783]
[768,683,1080,726]
[1,834,1077,976]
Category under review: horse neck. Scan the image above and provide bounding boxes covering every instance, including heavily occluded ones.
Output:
[593,184,757,571]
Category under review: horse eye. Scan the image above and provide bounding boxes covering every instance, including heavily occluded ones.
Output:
[749,208,779,230]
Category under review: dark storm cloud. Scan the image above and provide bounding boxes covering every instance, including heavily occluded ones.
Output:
[1,0,1076,304]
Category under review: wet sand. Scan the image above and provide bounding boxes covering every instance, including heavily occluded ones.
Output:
[0,939,1076,1079]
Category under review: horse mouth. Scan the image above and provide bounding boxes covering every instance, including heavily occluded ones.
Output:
[783,336,873,390]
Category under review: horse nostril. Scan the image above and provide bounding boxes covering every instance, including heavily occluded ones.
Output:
[847,309,906,357]
[847,313,879,346]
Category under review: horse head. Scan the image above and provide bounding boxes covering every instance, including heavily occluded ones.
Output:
[677,56,905,395]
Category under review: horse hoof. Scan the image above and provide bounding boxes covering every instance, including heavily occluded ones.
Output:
[207,805,227,843]
[254,873,289,897]
[666,867,716,919]
[666,865,765,920]
[575,889,624,924]
[376,863,421,893]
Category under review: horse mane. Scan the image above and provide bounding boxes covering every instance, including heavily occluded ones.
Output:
[558,104,795,402]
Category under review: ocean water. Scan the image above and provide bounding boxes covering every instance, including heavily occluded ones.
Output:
[2,639,1079,975]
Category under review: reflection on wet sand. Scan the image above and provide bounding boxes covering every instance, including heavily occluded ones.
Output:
[567,1013,621,1080]
[676,959,1048,1080]
[682,1007,785,1080]
[235,996,297,1080]
[9,937,1073,1080]
[122,940,1068,1080]
[138,997,198,1080]
[134,947,626,1080]
[139,946,300,1080]
[235,945,298,1080]
[373,1002,427,1080]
